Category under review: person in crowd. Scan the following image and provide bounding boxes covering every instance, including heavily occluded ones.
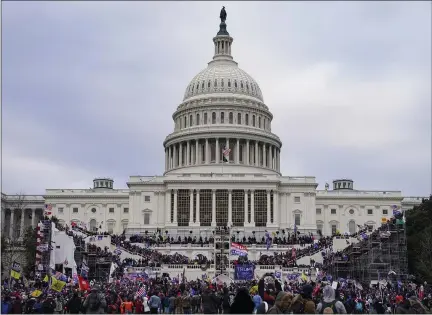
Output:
[229,287,255,314]
[315,285,347,314]
[200,286,219,314]
[148,291,161,314]
[83,285,107,314]
[66,292,81,314]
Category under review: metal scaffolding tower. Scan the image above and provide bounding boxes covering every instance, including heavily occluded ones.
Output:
[214,226,231,277]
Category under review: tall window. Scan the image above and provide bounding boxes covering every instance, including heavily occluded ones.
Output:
[245,114,249,125]
[295,214,301,226]
[232,190,245,227]
[252,115,256,127]
[107,221,115,234]
[200,190,212,226]
[189,115,193,126]
[229,112,233,124]
[212,112,216,124]
[170,191,174,223]
[196,113,200,125]
[258,117,261,128]
[184,116,186,128]
[254,190,267,227]
[263,119,266,130]
[216,190,228,227]
[221,112,225,124]
[331,224,337,235]
[349,221,356,234]
[237,113,241,124]
[317,223,323,234]
[204,112,208,124]
[177,190,190,226]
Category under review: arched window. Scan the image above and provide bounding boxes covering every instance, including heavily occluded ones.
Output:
[228,79,231,87]
[221,79,224,87]
[89,219,97,232]
[214,79,218,87]
[349,221,356,234]
[237,113,241,124]
[263,119,266,130]
[258,117,261,128]
[295,214,301,226]
[201,82,204,89]
[234,80,238,88]
[246,82,249,91]
[252,115,256,127]
[208,81,211,88]
[189,115,193,126]
[245,114,249,125]
[240,81,244,89]
[183,116,186,128]
[204,112,208,124]
[212,112,216,124]
[196,113,200,125]
[229,112,233,124]
[221,112,225,124]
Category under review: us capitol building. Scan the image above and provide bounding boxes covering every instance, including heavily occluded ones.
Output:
[1,12,424,242]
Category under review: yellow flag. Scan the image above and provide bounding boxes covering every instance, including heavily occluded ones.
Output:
[43,275,49,282]
[30,290,43,297]
[301,272,308,281]
[50,276,66,292]
[10,270,21,280]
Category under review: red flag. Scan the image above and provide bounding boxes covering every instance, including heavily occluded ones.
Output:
[78,276,89,291]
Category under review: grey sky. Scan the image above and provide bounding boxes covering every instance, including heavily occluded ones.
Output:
[2,1,431,196]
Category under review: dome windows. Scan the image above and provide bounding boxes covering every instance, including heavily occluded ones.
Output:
[208,81,211,88]
[237,113,241,124]
[221,112,225,124]
[240,81,244,89]
[196,113,200,125]
[214,79,218,87]
[252,115,256,127]
[201,82,204,89]
[229,112,233,124]
[189,115,193,126]
[228,79,231,87]
[221,79,224,87]
[246,82,249,91]
[204,112,208,124]
[258,116,261,128]
[234,80,238,88]
[245,114,249,125]
[212,112,216,124]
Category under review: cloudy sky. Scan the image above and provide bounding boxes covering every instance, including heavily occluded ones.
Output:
[2,1,431,196]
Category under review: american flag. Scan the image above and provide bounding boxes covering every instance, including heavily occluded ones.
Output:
[222,146,231,162]
[137,286,146,297]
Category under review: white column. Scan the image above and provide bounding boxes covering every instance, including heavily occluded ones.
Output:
[255,141,259,166]
[205,139,209,164]
[179,142,183,166]
[32,208,36,227]
[165,148,168,170]
[173,145,177,168]
[228,190,233,226]
[269,145,273,169]
[216,138,220,163]
[189,190,194,225]
[267,190,271,226]
[20,209,25,237]
[226,138,230,162]
[212,189,216,226]
[246,140,250,165]
[165,190,171,224]
[168,146,172,169]
[196,190,200,225]
[244,190,248,224]
[173,190,178,224]
[195,140,199,165]
[236,139,240,164]
[186,141,190,166]
[274,191,279,225]
[251,190,255,225]
[263,144,267,167]
[9,210,15,239]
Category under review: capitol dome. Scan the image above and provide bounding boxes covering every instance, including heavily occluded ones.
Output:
[163,9,282,176]
[183,63,264,102]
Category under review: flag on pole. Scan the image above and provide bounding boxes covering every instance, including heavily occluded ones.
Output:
[222,145,231,162]
[44,204,53,216]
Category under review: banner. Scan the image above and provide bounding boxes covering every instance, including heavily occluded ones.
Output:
[234,264,255,280]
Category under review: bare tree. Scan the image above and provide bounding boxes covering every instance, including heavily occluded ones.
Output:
[1,192,28,278]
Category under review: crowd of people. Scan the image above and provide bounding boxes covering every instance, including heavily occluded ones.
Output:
[2,270,431,314]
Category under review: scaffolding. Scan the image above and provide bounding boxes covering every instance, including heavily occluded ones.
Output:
[214,226,231,277]
[328,223,408,282]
